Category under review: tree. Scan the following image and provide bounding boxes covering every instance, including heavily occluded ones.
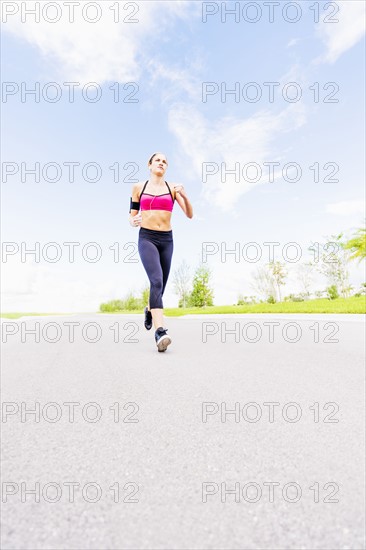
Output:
[296,261,315,299]
[343,226,366,262]
[267,261,288,302]
[172,259,191,308]
[250,264,277,302]
[188,264,214,307]
[326,285,339,300]
[310,233,352,298]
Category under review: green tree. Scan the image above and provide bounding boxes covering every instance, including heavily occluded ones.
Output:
[310,233,352,298]
[188,264,214,307]
[343,226,366,262]
[326,285,339,300]
[268,261,288,302]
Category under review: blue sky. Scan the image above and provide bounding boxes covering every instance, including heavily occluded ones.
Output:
[1,0,365,311]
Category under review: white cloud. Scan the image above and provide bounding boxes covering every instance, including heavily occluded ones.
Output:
[144,57,202,104]
[315,0,365,64]
[2,1,199,83]
[286,38,300,48]
[325,200,365,216]
[168,102,307,212]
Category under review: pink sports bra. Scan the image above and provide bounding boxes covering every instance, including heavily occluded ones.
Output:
[139,180,174,212]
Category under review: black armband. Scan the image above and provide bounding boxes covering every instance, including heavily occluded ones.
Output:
[129,197,140,212]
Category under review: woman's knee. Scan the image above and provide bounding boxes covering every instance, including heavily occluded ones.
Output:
[150,277,163,293]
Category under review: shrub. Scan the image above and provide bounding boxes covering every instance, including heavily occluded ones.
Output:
[237,294,257,305]
[100,300,124,312]
[283,294,304,302]
[326,285,339,300]
[99,291,144,312]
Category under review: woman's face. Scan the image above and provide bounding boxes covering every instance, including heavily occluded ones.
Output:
[149,153,168,176]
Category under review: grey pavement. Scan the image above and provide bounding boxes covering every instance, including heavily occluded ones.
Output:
[1,313,365,549]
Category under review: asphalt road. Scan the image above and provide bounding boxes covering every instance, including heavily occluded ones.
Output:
[1,313,365,550]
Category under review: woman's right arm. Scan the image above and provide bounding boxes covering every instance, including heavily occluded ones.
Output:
[129,183,142,227]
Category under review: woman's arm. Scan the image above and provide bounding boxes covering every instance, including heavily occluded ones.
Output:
[174,185,193,219]
[129,183,142,226]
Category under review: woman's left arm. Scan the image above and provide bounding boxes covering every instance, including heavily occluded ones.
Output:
[174,185,193,219]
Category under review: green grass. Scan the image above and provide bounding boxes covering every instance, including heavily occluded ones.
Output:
[3,297,365,319]
[97,296,366,315]
[0,313,73,319]
[163,297,365,315]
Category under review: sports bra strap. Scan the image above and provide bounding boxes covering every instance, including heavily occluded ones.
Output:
[139,180,149,200]
[165,181,174,201]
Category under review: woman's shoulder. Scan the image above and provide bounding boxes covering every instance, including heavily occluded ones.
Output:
[166,181,177,197]
[132,181,147,197]
[133,180,147,190]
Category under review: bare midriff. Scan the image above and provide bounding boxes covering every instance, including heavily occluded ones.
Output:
[141,210,172,231]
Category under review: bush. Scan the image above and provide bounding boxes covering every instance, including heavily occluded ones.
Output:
[123,293,143,310]
[326,285,339,300]
[283,294,305,302]
[99,290,145,312]
[267,295,276,304]
[354,283,366,296]
[237,294,257,305]
[100,299,124,312]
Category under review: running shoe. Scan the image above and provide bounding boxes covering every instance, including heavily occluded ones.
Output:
[144,307,152,330]
[155,327,172,352]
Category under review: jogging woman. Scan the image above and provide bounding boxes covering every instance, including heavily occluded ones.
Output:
[129,153,193,352]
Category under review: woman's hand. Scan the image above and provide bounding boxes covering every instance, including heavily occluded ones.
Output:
[129,213,142,227]
[174,184,193,219]
[174,184,187,198]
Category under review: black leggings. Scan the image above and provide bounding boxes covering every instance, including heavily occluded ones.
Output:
[138,227,174,309]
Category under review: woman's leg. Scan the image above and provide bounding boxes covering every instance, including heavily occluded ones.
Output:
[150,308,164,330]
[150,238,174,329]
[138,235,164,329]
[160,238,174,297]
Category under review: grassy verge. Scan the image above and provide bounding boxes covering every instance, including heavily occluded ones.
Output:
[97,296,366,315]
[3,297,365,319]
[0,313,73,319]
[163,297,365,315]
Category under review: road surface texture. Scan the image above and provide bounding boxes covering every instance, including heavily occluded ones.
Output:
[1,313,365,549]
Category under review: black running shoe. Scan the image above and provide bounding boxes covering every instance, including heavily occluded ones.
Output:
[144,307,152,330]
[155,327,172,352]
